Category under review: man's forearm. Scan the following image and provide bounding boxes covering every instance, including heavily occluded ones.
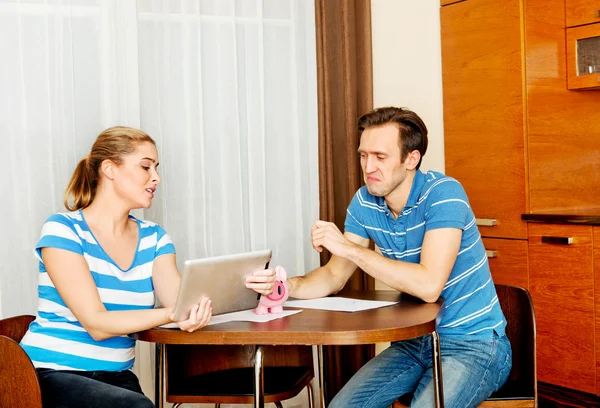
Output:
[288,265,346,299]
[344,243,439,302]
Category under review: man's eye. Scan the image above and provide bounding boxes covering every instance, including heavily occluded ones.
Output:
[377,156,385,160]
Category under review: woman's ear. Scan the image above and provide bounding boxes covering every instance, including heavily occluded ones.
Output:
[405,150,421,171]
[100,159,116,180]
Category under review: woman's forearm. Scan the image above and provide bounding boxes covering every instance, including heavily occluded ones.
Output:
[84,307,171,341]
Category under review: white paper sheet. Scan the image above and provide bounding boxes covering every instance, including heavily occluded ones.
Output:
[284,297,398,312]
[158,309,302,329]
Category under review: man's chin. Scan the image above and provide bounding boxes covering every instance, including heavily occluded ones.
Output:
[366,186,386,197]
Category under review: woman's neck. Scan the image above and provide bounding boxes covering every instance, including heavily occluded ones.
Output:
[82,196,132,236]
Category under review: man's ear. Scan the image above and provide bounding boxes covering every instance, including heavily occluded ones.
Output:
[101,159,116,180]
[405,150,421,171]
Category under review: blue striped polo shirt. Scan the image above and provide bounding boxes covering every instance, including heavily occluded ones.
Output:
[345,170,506,338]
[20,210,176,371]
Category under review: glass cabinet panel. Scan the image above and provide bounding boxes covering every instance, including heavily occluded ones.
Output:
[567,24,600,90]
[576,36,600,76]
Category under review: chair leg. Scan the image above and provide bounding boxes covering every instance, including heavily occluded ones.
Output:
[274,402,283,408]
[306,382,314,408]
[173,404,182,408]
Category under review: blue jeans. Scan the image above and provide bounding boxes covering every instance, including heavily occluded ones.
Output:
[36,368,154,408]
[329,332,512,408]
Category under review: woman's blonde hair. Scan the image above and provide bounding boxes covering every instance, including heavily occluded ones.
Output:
[64,126,156,211]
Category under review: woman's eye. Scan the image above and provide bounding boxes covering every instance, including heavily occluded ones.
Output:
[142,166,150,171]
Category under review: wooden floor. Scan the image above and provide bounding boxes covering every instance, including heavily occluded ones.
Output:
[539,382,600,407]
[394,382,600,408]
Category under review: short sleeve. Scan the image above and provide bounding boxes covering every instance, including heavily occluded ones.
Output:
[35,213,84,262]
[155,224,176,258]
[424,179,471,232]
[344,190,370,239]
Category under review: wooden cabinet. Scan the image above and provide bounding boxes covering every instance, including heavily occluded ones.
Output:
[526,1,600,211]
[566,0,600,27]
[441,0,527,240]
[528,224,595,393]
[441,0,465,5]
[566,23,600,90]
[482,238,529,289]
[595,227,600,395]
[442,0,600,397]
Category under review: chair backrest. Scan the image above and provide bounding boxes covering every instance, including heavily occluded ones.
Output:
[0,314,35,342]
[0,315,43,408]
[166,344,314,382]
[164,344,315,404]
[495,284,537,398]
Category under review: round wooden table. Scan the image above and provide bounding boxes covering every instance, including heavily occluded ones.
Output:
[131,290,445,408]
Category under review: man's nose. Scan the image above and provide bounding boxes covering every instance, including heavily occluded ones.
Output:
[364,156,377,173]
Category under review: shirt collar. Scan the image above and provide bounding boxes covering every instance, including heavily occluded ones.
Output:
[406,169,426,208]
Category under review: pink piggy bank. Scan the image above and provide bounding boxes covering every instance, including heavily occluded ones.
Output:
[254,265,289,315]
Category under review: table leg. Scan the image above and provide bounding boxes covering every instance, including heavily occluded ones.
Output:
[155,343,164,408]
[254,345,265,408]
[431,331,444,408]
[317,345,326,408]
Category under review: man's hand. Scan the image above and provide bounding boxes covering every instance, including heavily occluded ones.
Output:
[245,268,277,296]
[311,220,356,259]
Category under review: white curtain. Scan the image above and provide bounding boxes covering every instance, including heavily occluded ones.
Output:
[137,0,320,277]
[0,0,319,405]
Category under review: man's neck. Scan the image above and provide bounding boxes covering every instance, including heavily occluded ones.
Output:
[385,171,416,219]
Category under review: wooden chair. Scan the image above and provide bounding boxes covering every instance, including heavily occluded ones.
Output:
[0,314,43,408]
[394,284,537,408]
[164,344,314,408]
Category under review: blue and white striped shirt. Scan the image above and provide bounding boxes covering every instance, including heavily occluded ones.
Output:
[345,170,506,338]
[20,210,176,371]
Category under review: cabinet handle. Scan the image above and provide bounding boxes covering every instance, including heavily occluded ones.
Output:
[476,218,497,227]
[541,236,573,245]
[486,250,498,258]
[596,10,600,17]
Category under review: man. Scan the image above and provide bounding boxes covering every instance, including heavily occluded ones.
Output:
[287,107,512,408]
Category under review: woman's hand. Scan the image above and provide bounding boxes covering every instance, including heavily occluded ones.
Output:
[168,297,212,332]
[245,268,277,296]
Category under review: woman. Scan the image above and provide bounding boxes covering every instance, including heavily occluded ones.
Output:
[19,126,276,408]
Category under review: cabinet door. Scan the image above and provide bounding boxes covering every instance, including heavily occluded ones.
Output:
[526,2,600,211]
[594,227,600,395]
[482,237,528,289]
[441,0,465,6]
[566,24,600,90]
[529,224,595,393]
[441,0,527,239]
[566,0,600,27]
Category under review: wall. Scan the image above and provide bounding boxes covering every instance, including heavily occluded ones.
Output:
[371,0,445,174]
[370,0,444,353]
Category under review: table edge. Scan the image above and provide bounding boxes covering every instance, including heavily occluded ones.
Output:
[130,321,437,345]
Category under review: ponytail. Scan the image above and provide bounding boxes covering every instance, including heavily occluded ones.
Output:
[64,156,97,211]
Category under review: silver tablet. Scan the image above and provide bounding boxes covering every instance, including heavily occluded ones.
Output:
[172,249,272,320]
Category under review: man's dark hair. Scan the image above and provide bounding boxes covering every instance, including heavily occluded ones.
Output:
[357,107,429,170]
